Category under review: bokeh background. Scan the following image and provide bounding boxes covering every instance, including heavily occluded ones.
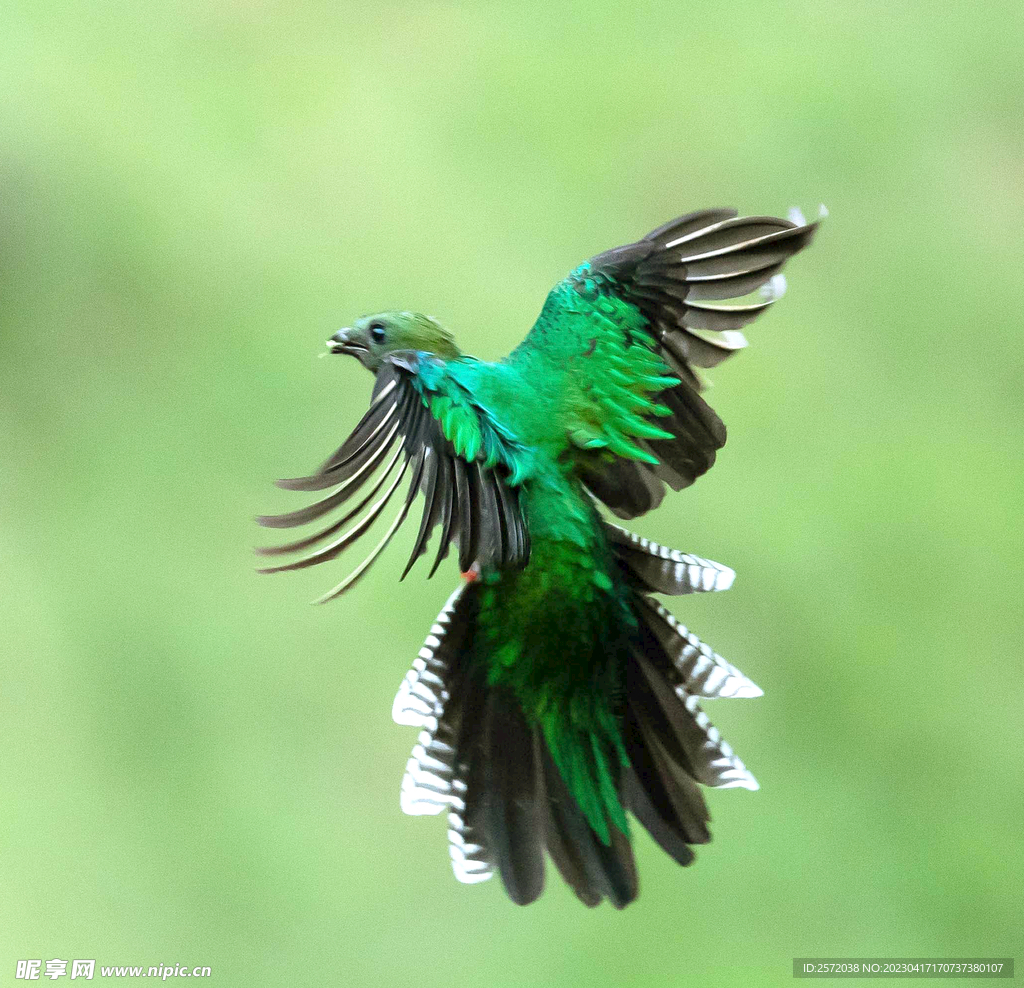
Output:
[2,1,1021,984]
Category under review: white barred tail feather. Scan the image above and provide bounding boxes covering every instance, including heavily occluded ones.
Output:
[639,598,763,701]
[605,523,736,595]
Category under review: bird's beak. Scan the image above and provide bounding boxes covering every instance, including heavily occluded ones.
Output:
[327,328,367,357]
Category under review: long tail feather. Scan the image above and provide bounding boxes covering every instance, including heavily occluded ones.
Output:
[639,596,762,700]
[538,743,638,908]
[606,523,736,595]
[478,690,545,904]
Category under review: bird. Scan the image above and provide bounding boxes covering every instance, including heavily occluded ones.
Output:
[257,206,820,907]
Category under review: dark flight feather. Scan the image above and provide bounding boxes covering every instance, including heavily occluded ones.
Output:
[428,455,457,578]
[274,381,404,492]
[255,443,405,557]
[400,448,440,580]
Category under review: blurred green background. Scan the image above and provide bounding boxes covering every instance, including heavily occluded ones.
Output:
[1,0,1021,984]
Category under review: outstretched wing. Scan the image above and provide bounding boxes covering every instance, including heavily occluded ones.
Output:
[513,207,821,518]
[257,351,530,602]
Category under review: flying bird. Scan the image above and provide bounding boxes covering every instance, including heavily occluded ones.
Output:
[258,207,820,907]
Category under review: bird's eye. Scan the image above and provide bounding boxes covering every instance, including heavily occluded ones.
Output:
[369,322,386,343]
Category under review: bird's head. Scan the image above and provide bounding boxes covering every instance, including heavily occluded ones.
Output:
[327,311,461,372]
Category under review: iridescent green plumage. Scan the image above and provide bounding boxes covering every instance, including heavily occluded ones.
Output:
[259,207,821,906]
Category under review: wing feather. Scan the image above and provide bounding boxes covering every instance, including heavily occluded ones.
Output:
[429,455,457,578]
[400,447,440,580]
[258,352,529,599]
[275,380,402,492]
[256,447,410,574]
[451,457,474,573]
[517,206,821,517]
[255,442,406,557]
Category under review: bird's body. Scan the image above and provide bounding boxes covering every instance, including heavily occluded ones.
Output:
[259,207,820,906]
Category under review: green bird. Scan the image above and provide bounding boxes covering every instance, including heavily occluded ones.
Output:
[258,207,819,907]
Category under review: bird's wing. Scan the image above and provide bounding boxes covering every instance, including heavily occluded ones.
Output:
[256,351,530,602]
[512,208,821,518]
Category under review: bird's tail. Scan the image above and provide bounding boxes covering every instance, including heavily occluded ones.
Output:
[392,525,761,907]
